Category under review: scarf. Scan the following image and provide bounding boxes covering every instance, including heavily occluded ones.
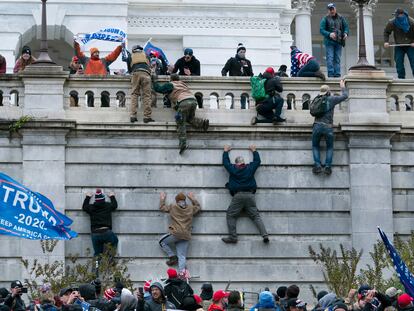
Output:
[394,12,410,33]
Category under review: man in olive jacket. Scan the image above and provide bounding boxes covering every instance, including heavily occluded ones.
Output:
[158,191,201,276]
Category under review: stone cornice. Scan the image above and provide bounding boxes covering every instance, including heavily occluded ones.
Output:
[348,0,378,16]
[127,16,280,30]
[291,0,315,12]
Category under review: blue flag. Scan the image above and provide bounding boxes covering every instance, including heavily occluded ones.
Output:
[144,41,169,65]
[378,227,414,297]
[0,172,77,240]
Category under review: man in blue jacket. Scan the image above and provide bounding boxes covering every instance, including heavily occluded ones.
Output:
[320,3,349,77]
[221,144,269,244]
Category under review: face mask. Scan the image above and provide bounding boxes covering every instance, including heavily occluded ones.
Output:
[177,200,186,208]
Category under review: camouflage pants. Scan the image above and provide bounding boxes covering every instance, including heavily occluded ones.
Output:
[176,99,204,148]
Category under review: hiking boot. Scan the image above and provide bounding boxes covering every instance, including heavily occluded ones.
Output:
[273,116,286,124]
[263,236,270,243]
[179,144,188,155]
[202,119,209,132]
[315,70,326,81]
[312,166,322,175]
[324,166,332,176]
[251,116,258,125]
[143,117,155,123]
[166,255,178,266]
[130,116,138,123]
[222,237,238,244]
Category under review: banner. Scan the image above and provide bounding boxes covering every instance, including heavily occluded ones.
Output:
[0,172,77,240]
[75,28,127,46]
[144,40,169,65]
[378,227,414,297]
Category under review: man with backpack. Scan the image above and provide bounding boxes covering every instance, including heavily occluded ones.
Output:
[310,80,348,175]
[164,268,194,308]
[251,67,285,125]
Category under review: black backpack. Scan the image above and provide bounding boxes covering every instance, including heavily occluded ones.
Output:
[165,281,193,307]
[310,94,329,117]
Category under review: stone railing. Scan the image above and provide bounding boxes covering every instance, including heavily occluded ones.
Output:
[1,68,414,125]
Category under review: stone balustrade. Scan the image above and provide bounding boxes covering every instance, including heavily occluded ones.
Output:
[1,71,414,125]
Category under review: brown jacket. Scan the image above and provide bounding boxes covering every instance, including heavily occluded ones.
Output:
[160,197,201,240]
[169,81,196,104]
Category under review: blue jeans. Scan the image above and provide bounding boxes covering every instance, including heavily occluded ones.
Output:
[91,230,118,257]
[394,46,414,79]
[312,123,334,168]
[159,233,189,272]
[298,59,320,77]
[325,42,342,77]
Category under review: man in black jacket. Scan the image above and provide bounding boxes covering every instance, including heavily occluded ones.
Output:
[221,145,269,244]
[164,268,194,307]
[82,189,118,257]
[251,67,286,125]
[222,43,253,77]
[137,282,176,311]
[171,48,201,76]
[4,281,26,311]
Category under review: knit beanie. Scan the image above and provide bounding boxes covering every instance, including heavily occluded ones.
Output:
[265,67,275,75]
[237,43,246,53]
[167,268,178,279]
[90,47,99,55]
[104,288,116,301]
[175,192,186,202]
[22,46,31,56]
[95,189,105,202]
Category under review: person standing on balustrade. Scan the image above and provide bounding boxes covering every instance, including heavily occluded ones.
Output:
[384,8,414,79]
[0,55,6,74]
[123,44,154,123]
[320,3,349,78]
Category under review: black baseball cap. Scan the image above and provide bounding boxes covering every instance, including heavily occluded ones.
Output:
[10,281,23,288]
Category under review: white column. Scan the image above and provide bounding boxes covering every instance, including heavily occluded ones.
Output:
[350,0,377,66]
[292,0,315,54]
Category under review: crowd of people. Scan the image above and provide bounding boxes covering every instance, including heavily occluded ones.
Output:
[1,277,414,311]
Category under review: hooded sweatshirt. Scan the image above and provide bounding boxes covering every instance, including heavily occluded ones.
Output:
[137,282,176,311]
[160,197,201,240]
[250,291,280,311]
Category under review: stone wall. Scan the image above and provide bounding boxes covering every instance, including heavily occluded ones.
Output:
[0,69,414,304]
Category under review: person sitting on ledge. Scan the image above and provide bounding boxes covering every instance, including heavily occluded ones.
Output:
[290,46,325,80]
[251,67,286,125]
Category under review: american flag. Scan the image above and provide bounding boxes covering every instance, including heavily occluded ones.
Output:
[378,227,414,297]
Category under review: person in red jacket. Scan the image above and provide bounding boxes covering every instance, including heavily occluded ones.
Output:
[0,55,6,74]
[74,41,122,75]
[208,290,229,311]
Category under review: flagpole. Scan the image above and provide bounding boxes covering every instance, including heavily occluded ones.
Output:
[143,37,152,50]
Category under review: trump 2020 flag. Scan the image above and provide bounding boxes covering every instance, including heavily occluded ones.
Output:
[0,172,77,240]
[144,40,169,65]
[378,227,414,297]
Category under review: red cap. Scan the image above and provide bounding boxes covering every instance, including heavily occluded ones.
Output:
[213,290,229,302]
[194,294,203,304]
[72,56,79,62]
[143,280,152,292]
[167,268,178,279]
[265,67,275,75]
[398,294,413,308]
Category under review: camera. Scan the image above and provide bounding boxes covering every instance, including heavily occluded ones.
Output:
[138,287,144,295]
[21,288,28,294]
